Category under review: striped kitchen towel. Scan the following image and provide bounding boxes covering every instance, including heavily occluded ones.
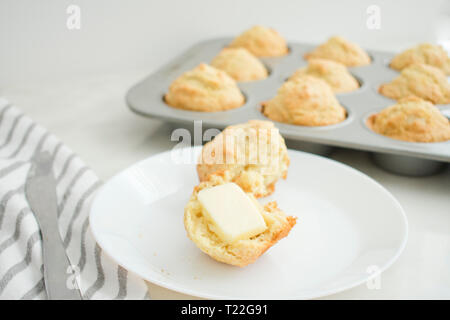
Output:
[0,98,150,299]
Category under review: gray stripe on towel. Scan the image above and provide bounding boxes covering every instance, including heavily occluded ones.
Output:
[0,185,24,230]
[63,180,101,248]
[0,161,26,179]
[83,244,105,299]
[0,113,24,149]
[0,104,12,128]
[56,154,76,183]
[77,218,90,272]
[57,166,90,217]
[114,266,128,300]
[0,231,41,295]
[21,277,45,300]
[0,208,31,255]
[7,123,37,158]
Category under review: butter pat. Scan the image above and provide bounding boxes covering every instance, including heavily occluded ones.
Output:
[197,183,267,243]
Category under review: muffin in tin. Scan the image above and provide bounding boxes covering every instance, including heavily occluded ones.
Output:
[197,120,290,198]
[164,63,245,112]
[290,58,359,93]
[262,75,346,126]
[379,63,450,105]
[367,96,450,143]
[211,48,268,82]
[304,36,371,67]
[390,43,450,75]
[229,25,288,57]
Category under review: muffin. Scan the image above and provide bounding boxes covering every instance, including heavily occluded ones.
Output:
[390,43,450,75]
[367,96,450,143]
[304,36,371,67]
[290,58,359,93]
[229,25,288,57]
[379,63,450,104]
[164,63,245,112]
[211,48,268,82]
[184,172,296,267]
[262,75,346,126]
[197,120,289,198]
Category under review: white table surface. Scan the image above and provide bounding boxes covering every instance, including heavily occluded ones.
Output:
[2,69,449,299]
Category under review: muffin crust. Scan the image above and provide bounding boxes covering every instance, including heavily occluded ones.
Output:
[379,63,450,104]
[390,43,450,75]
[197,120,289,198]
[211,48,268,82]
[290,58,359,93]
[304,36,371,67]
[368,96,450,143]
[165,63,245,112]
[229,25,288,57]
[262,75,346,126]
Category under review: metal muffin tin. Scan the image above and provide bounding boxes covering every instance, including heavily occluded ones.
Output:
[126,37,450,176]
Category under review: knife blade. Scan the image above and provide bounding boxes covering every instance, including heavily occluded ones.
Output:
[25,151,83,300]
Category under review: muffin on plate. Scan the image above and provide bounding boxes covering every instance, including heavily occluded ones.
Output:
[197,120,289,198]
[184,172,296,267]
[164,63,245,112]
[378,63,450,105]
[304,36,371,67]
[367,96,450,143]
[262,75,346,126]
[211,48,268,82]
[229,25,288,57]
[390,43,450,75]
[289,58,359,93]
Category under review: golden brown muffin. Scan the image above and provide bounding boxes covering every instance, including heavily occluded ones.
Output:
[197,120,289,198]
[367,96,450,143]
[378,63,450,104]
[390,43,450,75]
[229,25,288,57]
[262,75,346,126]
[304,36,371,67]
[290,58,359,93]
[184,172,296,267]
[164,63,245,112]
[210,48,268,82]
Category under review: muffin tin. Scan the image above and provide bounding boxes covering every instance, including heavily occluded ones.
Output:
[126,37,450,176]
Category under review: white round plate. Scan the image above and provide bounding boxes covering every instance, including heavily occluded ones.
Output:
[90,147,408,299]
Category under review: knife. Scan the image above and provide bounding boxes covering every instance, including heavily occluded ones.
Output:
[25,151,83,300]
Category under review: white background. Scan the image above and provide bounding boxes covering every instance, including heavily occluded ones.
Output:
[0,0,449,299]
[0,0,449,86]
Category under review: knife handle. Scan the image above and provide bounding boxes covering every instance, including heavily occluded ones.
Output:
[26,151,83,300]
[40,223,83,300]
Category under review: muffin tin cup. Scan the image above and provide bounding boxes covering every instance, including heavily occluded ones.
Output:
[370,153,447,176]
[126,37,450,176]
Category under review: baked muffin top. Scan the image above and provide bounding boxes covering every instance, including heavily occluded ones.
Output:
[379,63,450,105]
[164,63,245,112]
[197,120,289,198]
[368,96,450,143]
[304,36,371,67]
[390,43,450,75]
[290,58,359,93]
[229,25,288,57]
[210,48,268,82]
[262,75,346,126]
